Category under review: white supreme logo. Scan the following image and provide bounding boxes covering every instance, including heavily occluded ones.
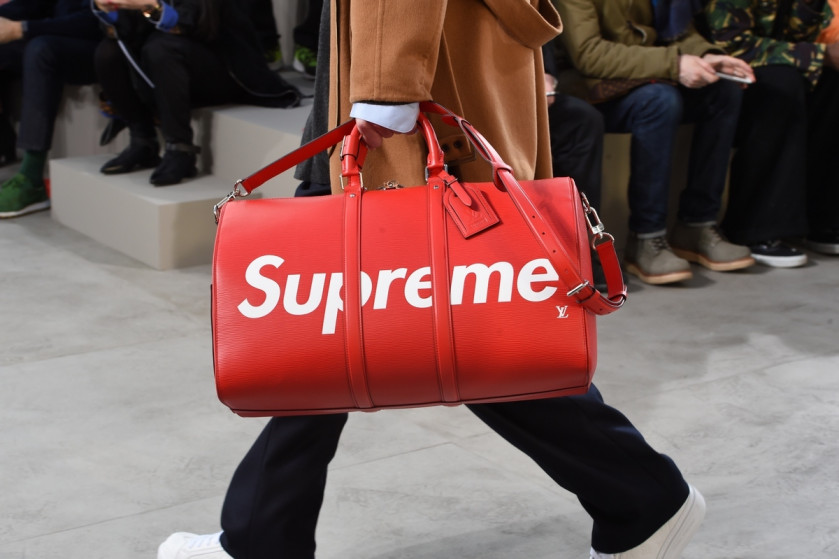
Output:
[237,255,561,334]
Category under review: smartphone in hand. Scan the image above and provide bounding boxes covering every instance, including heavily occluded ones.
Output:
[715,71,754,84]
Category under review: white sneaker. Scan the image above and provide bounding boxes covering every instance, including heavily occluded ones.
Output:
[158,532,231,559]
[590,485,706,559]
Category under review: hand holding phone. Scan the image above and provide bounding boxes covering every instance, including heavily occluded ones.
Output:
[715,71,754,85]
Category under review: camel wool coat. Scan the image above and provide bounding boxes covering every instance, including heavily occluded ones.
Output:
[328,0,562,192]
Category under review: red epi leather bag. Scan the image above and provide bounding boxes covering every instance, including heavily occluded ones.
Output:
[211,103,626,417]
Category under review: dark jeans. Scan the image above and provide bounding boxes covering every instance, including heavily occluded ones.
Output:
[95,32,242,145]
[0,35,98,152]
[548,93,604,211]
[219,385,689,558]
[722,65,839,244]
[596,81,742,235]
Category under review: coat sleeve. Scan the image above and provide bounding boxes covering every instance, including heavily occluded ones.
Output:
[3,0,101,41]
[704,0,826,86]
[347,0,447,103]
[555,0,681,81]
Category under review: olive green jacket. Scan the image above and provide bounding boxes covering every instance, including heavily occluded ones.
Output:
[554,0,720,101]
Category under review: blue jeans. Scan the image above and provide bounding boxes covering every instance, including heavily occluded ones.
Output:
[596,81,742,235]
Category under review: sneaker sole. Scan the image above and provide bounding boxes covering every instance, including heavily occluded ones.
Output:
[752,252,808,268]
[625,263,693,285]
[671,248,756,272]
[0,199,50,219]
[806,239,839,255]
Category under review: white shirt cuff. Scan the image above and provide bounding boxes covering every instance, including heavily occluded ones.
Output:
[349,102,420,133]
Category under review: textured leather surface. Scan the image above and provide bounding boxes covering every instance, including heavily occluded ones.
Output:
[211,106,626,416]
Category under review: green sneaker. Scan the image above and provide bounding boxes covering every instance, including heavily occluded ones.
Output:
[293,45,317,79]
[0,173,50,218]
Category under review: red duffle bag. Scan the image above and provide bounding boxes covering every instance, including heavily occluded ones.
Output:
[211,103,626,417]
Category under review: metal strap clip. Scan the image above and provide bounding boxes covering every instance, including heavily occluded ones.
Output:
[213,179,248,223]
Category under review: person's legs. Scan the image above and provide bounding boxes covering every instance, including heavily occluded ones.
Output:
[140,32,237,147]
[167,389,697,558]
[139,32,240,186]
[0,41,25,166]
[0,35,98,218]
[597,84,692,284]
[15,36,98,154]
[467,385,694,554]
[597,83,681,235]
[218,414,349,559]
[95,37,161,175]
[805,66,839,253]
[667,81,754,272]
[678,80,741,225]
[548,93,604,211]
[547,94,617,289]
[721,66,809,266]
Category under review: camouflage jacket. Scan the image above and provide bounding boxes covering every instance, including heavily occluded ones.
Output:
[704,0,833,86]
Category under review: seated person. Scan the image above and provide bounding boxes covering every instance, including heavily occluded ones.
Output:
[0,0,101,219]
[92,0,301,187]
[704,0,839,262]
[554,0,756,285]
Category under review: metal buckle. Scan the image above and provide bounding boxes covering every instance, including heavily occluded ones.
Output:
[340,172,365,192]
[567,280,591,298]
[213,179,249,223]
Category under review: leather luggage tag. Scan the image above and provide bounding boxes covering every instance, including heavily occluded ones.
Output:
[444,182,500,238]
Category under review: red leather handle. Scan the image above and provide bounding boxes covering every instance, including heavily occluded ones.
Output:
[339,112,447,193]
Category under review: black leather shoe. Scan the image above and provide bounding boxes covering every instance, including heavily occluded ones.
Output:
[100,138,160,174]
[149,143,199,186]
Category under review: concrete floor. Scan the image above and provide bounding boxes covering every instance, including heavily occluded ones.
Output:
[1,203,838,559]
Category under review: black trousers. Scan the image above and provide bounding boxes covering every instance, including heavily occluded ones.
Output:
[0,35,98,152]
[94,32,242,145]
[722,65,839,244]
[219,385,688,557]
[547,93,604,212]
